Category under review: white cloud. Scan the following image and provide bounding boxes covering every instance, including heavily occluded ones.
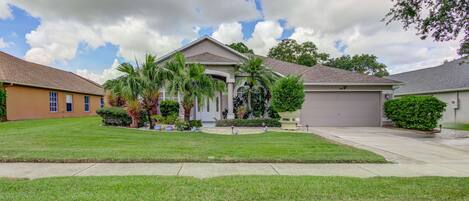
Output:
[262,0,460,73]
[76,59,123,84]
[9,0,259,64]
[0,0,12,19]
[0,37,10,48]
[246,20,283,55]
[212,22,244,44]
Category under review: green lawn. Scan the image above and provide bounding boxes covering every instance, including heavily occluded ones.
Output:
[0,117,385,163]
[444,123,469,131]
[1,176,468,200]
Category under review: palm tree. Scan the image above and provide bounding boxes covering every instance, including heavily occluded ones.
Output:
[236,56,278,118]
[104,54,169,128]
[108,63,143,128]
[165,53,226,121]
[139,54,171,129]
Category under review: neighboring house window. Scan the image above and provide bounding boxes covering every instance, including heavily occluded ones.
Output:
[84,96,90,112]
[66,95,73,112]
[49,91,58,112]
[100,97,104,108]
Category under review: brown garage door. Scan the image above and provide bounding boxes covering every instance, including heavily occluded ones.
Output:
[300,92,381,127]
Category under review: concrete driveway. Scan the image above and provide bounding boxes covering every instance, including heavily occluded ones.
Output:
[309,127,469,165]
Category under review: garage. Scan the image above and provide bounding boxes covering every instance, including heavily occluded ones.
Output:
[300,91,381,127]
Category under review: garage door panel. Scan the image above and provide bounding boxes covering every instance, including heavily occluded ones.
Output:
[301,92,380,127]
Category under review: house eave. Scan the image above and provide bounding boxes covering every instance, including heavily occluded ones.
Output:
[395,87,469,96]
[303,82,402,86]
[0,80,104,96]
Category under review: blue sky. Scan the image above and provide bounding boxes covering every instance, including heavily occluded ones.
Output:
[0,0,460,83]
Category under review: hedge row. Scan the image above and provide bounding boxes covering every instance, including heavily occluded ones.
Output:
[215,118,280,127]
[96,107,147,127]
[384,96,446,131]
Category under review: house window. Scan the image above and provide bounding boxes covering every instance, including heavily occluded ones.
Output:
[100,97,104,108]
[84,96,90,112]
[66,95,73,112]
[49,91,58,112]
[206,99,210,112]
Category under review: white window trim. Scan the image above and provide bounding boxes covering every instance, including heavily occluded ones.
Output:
[49,91,58,113]
[66,94,73,112]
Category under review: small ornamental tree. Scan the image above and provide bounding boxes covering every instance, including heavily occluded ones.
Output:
[384,96,446,131]
[271,76,305,113]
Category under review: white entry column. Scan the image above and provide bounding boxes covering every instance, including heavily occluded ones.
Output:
[227,81,235,119]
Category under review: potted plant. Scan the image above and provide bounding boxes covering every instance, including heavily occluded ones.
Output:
[271,76,305,130]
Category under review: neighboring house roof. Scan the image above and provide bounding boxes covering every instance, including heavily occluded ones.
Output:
[186,52,238,63]
[387,57,469,95]
[258,55,400,85]
[0,51,104,96]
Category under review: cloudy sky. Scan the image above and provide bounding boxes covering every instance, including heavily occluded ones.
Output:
[0,0,461,83]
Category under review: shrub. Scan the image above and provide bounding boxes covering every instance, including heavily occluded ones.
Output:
[175,119,190,131]
[0,85,5,121]
[384,96,446,131]
[189,120,203,128]
[160,100,179,117]
[216,118,281,127]
[152,114,178,125]
[96,107,146,127]
[271,75,304,112]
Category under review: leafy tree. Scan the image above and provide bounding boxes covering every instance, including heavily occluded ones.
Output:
[236,56,278,118]
[384,0,468,56]
[268,39,329,66]
[326,54,389,77]
[227,42,254,54]
[271,76,305,113]
[165,53,226,121]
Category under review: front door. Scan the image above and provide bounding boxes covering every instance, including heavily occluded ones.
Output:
[197,93,221,122]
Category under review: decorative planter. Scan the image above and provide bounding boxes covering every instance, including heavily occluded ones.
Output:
[278,111,300,130]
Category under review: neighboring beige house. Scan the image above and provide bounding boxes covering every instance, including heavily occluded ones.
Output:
[157,36,401,127]
[387,58,469,124]
[0,51,105,120]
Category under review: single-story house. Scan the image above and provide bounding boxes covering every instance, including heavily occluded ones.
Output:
[157,36,401,127]
[0,51,105,120]
[387,58,469,124]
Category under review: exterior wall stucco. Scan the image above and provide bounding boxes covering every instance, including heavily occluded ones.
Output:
[5,85,102,120]
[181,40,243,62]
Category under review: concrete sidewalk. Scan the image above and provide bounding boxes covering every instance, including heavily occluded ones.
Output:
[1,162,469,179]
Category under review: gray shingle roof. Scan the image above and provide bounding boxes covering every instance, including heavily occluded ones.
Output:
[258,55,400,84]
[387,57,469,95]
[0,51,104,95]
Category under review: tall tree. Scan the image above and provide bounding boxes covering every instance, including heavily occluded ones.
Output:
[165,53,226,121]
[104,54,169,128]
[384,0,468,56]
[326,54,389,77]
[268,39,329,66]
[106,63,143,128]
[227,42,254,54]
[236,56,278,118]
[139,54,170,129]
